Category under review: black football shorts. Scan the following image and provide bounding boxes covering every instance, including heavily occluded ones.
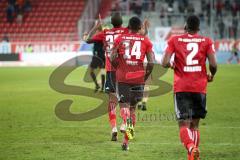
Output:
[90,55,105,69]
[174,92,207,120]
[117,82,144,106]
[105,71,116,93]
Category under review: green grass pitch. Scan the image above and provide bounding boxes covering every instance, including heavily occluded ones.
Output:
[0,65,239,160]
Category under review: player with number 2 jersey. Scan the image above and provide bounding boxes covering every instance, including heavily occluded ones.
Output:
[162,15,217,160]
[166,30,215,93]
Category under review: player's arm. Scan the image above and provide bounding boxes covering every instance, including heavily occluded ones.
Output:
[206,39,217,82]
[145,51,154,81]
[110,39,121,68]
[110,46,118,62]
[161,37,175,68]
[84,20,102,43]
[161,51,173,68]
[139,18,150,36]
[207,53,217,82]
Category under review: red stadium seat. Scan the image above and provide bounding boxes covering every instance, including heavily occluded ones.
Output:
[1,0,84,41]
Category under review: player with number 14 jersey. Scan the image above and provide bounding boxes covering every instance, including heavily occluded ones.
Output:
[114,33,153,84]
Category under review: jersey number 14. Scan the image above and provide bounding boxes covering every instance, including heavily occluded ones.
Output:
[123,41,141,59]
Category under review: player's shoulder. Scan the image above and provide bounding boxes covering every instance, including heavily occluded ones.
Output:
[103,28,112,34]
[142,35,152,44]
[197,35,213,44]
[113,33,125,43]
[168,34,184,42]
[108,27,128,34]
[204,36,213,43]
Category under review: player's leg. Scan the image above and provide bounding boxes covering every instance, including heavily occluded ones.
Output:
[175,92,198,160]
[130,84,144,126]
[117,82,133,150]
[234,52,240,64]
[190,119,200,148]
[130,107,136,127]
[108,92,118,140]
[227,54,234,63]
[141,86,149,111]
[188,93,207,160]
[121,84,144,147]
[137,77,150,111]
[100,69,105,92]
[118,83,131,132]
[119,102,131,150]
[185,118,200,160]
[89,57,100,92]
[100,58,105,92]
[178,120,196,156]
[90,67,100,92]
[105,71,118,141]
[137,87,148,110]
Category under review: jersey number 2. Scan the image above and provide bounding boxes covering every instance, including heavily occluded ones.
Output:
[186,43,198,65]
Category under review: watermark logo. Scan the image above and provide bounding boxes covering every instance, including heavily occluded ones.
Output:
[49,55,172,121]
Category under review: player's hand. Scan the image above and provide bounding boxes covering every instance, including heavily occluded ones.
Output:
[96,20,101,26]
[94,20,102,29]
[82,32,88,41]
[207,74,214,82]
[143,18,150,28]
[170,62,175,69]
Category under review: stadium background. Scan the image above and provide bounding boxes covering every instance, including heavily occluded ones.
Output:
[0,0,239,65]
[0,0,240,160]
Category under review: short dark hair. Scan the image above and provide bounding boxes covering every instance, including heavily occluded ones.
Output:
[111,12,123,27]
[128,16,142,31]
[186,15,200,32]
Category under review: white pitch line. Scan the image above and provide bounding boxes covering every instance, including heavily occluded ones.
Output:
[1,142,240,146]
[3,125,240,129]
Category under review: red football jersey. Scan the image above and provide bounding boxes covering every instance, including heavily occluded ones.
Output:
[165,33,215,93]
[113,33,153,84]
[91,27,129,71]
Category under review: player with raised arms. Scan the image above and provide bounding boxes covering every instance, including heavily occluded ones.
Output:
[161,15,217,160]
[85,13,149,141]
[110,16,154,150]
[85,13,128,141]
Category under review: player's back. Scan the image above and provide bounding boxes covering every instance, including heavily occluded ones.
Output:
[104,27,129,71]
[169,33,215,93]
[91,27,128,71]
[114,33,153,84]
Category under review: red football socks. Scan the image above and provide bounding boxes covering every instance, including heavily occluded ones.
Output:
[108,101,117,129]
[179,127,195,153]
[191,129,200,147]
[130,110,136,127]
[120,108,130,123]
[123,133,129,144]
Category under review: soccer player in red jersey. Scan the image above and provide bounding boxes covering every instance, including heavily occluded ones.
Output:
[110,17,154,150]
[86,13,128,141]
[162,15,217,160]
[86,13,149,141]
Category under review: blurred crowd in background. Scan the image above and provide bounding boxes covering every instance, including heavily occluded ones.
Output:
[111,0,240,39]
[5,0,31,23]
[2,0,240,40]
